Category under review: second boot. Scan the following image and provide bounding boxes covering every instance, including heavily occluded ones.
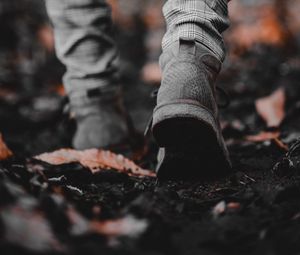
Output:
[69,88,131,150]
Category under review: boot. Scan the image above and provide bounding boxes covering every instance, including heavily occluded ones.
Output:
[152,40,231,180]
[69,88,130,150]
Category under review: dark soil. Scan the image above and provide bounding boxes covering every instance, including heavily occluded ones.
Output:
[1,1,300,255]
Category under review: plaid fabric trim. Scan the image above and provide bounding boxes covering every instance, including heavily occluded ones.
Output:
[162,0,230,61]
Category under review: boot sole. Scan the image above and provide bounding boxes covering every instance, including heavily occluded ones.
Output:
[152,100,231,180]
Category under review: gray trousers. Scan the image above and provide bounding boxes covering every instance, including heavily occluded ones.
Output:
[45,0,229,99]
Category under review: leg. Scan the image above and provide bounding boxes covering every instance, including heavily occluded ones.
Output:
[45,0,119,95]
[45,0,130,149]
[152,0,231,180]
[162,0,229,62]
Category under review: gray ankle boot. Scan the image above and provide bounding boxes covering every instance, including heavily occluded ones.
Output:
[152,40,231,180]
[69,88,130,150]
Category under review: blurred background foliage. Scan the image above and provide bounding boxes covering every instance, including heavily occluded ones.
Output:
[0,0,299,92]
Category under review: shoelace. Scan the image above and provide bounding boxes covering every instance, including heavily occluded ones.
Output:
[144,86,231,137]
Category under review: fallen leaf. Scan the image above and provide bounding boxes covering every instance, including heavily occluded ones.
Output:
[273,138,289,152]
[66,206,148,238]
[90,216,148,238]
[35,149,155,178]
[212,201,226,218]
[245,131,280,142]
[255,87,285,127]
[227,202,241,211]
[212,201,241,218]
[49,84,65,96]
[0,133,13,161]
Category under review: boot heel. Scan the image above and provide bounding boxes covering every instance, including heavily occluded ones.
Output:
[152,101,231,180]
[152,100,218,147]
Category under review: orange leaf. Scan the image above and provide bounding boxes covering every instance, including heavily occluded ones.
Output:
[255,87,285,127]
[0,133,13,160]
[66,206,148,238]
[245,131,280,142]
[35,149,155,178]
[90,216,148,238]
[49,84,65,96]
[227,202,241,210]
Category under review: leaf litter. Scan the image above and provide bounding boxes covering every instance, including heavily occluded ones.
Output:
[35,148,156,178]
[0,133,13,161]
[255,87,286,128]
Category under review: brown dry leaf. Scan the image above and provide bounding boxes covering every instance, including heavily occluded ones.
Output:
[212,201,240,218]
[66,206,148,238]
[49,84,66,97]
[273,138,289,152]
[245,131,280,142]
[35,148,155,178]
[255,87,285,127]
[90,216,148,238]
[0,133,13,160]
[227,202,241,210]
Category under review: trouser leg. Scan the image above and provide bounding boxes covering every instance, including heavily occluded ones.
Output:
[162,0,230,62]
[45,0,119,100]
[45,0,131,150]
